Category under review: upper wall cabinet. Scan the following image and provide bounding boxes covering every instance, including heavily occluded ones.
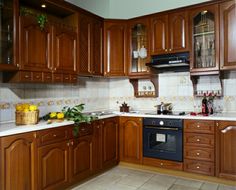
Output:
[220,0,236,70]
[104,20,127,77]
[78,13,103,76]
[0,0,19,71]
[189,4,219,74]
[150,10,189,55]
[128,18,150,77]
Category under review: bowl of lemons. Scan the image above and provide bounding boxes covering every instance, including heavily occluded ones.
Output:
[15,103,39,125]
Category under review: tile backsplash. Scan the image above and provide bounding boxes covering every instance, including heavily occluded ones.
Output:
[1,71,236,122]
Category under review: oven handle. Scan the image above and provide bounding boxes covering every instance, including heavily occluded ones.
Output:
[144,126,179,131]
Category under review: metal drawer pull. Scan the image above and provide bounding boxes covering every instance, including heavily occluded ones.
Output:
[81,128,86,131]
[221,126,236,133]
[24,75,30,78]
[196,139,200,142]
[196,152,200,156]
[160,163,164,166]
[197,125,200,128]
[196,166,200,169]
[53,134,57,137]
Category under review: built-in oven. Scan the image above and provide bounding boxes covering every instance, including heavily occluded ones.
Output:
[143,118,183,162]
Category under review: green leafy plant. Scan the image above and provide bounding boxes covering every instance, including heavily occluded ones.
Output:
[20,7,48,30]
[62,104,96,137]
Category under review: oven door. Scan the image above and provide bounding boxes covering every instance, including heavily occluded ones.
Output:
[143,126,183,162]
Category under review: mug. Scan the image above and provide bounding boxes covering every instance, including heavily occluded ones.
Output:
[139,46,147,58]
[133,50,139,58]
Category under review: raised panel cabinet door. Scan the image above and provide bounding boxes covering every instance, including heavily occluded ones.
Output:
[216,121,236,181]
[150,14,168,55]
[92,121,103,173]
[169,10,189,52]
[38,141,69,190]
[69,136,93,183]
[220,1,236,70]
[19,16,51,72]
[104,21,127,76]
[119,117,142,164]
[102,117,119,168]
[78,14,92,75]
[92,19,103,76]
[53,26,77,74]
[0,132,36,190]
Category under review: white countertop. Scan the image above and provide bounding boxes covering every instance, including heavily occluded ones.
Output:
[0,112,235,137]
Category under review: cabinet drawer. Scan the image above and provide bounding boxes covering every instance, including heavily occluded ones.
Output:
[71,75,78,83]
[32,72,43,82]
[184,159,215,176]
[63,74,71,83]
[20,71,32,82]
[43,72,52,83]
[37,127,69,146]
[53,73,63,83]
[143,157,183,171]
[184,133,214,148]
[185,146,214,162]
[184,120,215,134]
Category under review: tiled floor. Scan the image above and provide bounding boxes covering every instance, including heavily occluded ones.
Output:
[71,166,236,190]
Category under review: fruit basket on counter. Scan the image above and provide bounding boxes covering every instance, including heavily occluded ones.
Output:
[15,104,39,125]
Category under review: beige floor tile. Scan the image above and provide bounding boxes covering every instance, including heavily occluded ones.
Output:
[169,184,199,190]
[151,173,177,184]
[174,177,203,188]
[218,184,236,190]
[118,174,152,188]
[200,182,219,190]
[139,179,172,190]
[105,183,138,190]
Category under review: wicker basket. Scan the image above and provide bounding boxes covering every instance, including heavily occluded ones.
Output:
[15,110,39,125]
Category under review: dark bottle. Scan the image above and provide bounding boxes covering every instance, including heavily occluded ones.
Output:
[208,93,214,114]
[202,93,208,114]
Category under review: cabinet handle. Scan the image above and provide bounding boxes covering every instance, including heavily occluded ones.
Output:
[81,128,85,131]
[36,76,40,79]
[169,49,172,51]
[53,134,57,137]
[216,122,219,127]
[160,163,164,166]
[24,75,30,78]
[71,141,74,146]
[221,126,236,133]
[197,125,200,128]
[196,166,200,169]
[196,152,200,156]
[67,142,70,146]
[196,139,200,142]
[165,49,168,52]
[97,126,100,129]
[65,77,69,80]
[16,64,20,67]
[46,76,51,79]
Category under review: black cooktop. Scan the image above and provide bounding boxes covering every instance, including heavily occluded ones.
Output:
[145,111,187,116]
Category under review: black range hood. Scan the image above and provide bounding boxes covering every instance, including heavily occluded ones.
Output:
[146,52,190,73]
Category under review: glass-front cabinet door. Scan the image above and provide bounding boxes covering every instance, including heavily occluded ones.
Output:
[190,4,219,73]
[128,18,150,77]
[0,0,18,71]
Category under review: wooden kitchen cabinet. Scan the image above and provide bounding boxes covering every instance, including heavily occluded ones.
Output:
[119,117,143,164]
[128,18,150,77]
[150,10,189,55]
[104,20,127,76]
[216,121,236,180]
[69,135,93,183]
[102,117,119,169]
[37,141,70,190]
[19,15,51,72]
[92,121,103,173]
[219,0,236,70]
[78,13,103,76]
[53,25,77,75]
[189,4,220,73]
[184,120,215,176]
[0,132,36,190]
[0,0,19,71]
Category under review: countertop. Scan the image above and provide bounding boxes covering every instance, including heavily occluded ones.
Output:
[0,112,235,137]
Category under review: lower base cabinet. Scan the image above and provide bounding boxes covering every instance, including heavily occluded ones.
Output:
[0,132,36,190]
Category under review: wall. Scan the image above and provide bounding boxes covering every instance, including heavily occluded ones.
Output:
[66,0,211,19]
[1,71,236,123]
[65,0,110,18]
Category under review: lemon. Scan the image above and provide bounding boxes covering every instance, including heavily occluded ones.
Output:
[22,103,30,109]
[57,112,64,119]
[50,112,57,119]
[16,104,23,111]
[23,108,29,113]
[29,105,38,111]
